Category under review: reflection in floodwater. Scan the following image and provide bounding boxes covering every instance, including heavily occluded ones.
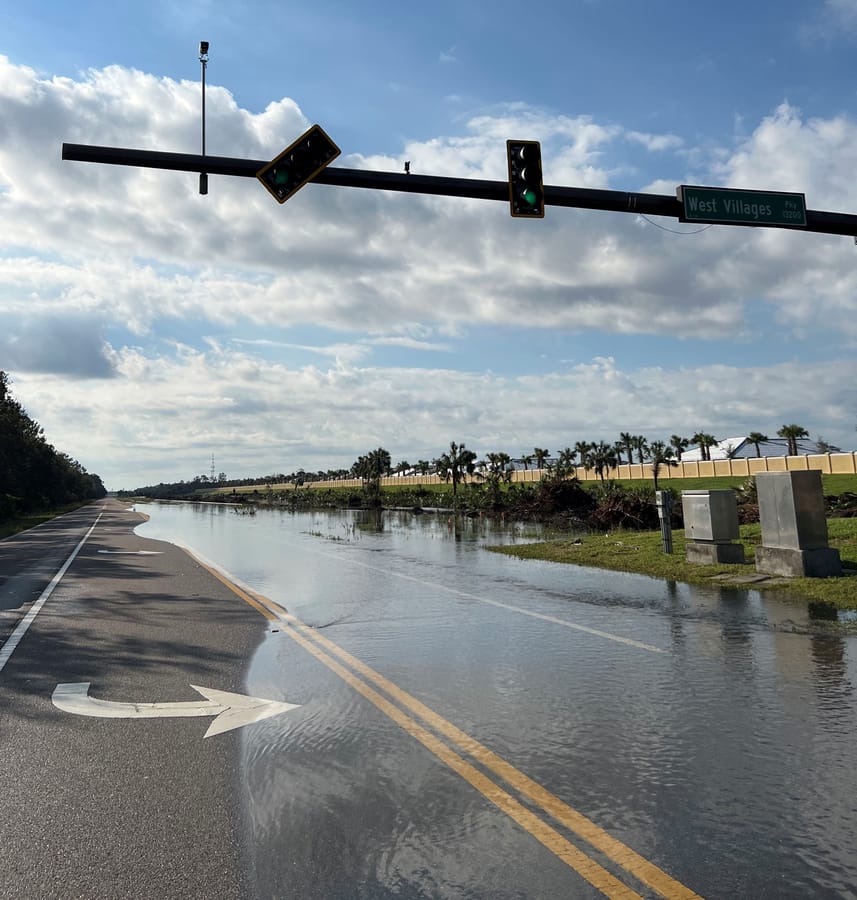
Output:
[811,634,853,702]
[356,508,385,534]
[137,503,857,899]
[808,600,838,621]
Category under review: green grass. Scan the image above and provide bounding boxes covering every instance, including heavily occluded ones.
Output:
[597,473,857,495]
[0,502,91,540]
[489,518,857,609]
[373,473,857,499]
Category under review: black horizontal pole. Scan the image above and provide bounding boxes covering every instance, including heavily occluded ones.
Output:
[62,143,857,237]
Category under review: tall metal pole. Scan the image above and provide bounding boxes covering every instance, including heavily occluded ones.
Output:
[199,41,209,195]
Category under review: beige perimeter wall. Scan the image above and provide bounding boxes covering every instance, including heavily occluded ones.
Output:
[283,452,857,491]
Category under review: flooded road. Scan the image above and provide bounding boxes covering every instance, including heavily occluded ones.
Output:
[138,502,857,898]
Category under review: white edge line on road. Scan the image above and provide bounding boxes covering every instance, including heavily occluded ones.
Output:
[0,512,103,675]
[303,543,667,655]
[398,565,666,653]
[468,594,666,653]
[139,518,666,656]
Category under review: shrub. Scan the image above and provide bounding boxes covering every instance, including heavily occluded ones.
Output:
[585,482,661,531]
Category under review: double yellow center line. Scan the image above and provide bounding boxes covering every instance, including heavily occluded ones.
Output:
[200,556,702,900]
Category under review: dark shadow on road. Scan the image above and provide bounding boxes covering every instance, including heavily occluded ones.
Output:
[0,501,268,724]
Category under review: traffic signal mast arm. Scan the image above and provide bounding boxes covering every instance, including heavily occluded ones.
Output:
[61,142,857,238]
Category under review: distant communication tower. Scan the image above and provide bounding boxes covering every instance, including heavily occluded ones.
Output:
[210,453,215,482]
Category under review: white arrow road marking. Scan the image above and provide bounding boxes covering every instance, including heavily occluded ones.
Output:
[51,682,300,738]
[97,550,163,555]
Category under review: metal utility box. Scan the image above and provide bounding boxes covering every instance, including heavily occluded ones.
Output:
[755,470,829,551]
[682,490,740,542]
[755,471,841,577]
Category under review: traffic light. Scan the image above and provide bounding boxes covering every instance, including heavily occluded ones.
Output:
[257,124,341,204]
[506,140,544,218]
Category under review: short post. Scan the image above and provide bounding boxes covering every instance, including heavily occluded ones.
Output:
[655,490,673,554]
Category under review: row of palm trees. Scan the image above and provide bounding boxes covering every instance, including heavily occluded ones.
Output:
[749,425,812,457]
[346,424,814,498]
[552,424,812,472]
[245,423,820,491]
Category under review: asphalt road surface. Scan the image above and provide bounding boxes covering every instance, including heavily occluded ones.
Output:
[2,501,694,899]
[0,499,266,899]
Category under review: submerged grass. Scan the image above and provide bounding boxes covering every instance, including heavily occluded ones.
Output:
[489,518,857,609]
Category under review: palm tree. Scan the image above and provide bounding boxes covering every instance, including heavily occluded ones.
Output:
[747,432,768,457]
[669,434,689,461]
[649,441,677,490]
[434,441,478,503]
[816,436,841,454]
[574,440,593,470]
[589,441,618,482]
[701,434,719,460]
[631,435,649,465]
[353,448,390,503]
[367,447,391,480]
[691,432,718,461]
[556,447,578,478]
[690,432,704,459]
[485,451,512,473]
[618,432,635,466]
[533,447,550,471]
[777,424,809,457]
[520,453,533,471]
[351,455,368,485]
[480,452,513,506]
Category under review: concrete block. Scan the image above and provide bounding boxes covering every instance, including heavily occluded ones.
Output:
[685,541,746,565]
[755,546,842,578]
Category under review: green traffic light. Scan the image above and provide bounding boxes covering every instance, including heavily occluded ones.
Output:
[506,139,545,218]
[257,124,341,204]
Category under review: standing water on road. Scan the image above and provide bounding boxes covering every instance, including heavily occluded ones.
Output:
[138,501,857,899]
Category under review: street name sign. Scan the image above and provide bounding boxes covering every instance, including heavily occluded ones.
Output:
[678,185,807,228]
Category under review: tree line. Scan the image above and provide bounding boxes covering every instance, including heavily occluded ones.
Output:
[348,425,817,495]
[0,371,106,521]
[128,423,822,503]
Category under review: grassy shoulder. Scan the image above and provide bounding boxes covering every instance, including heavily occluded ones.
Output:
[488,519,857,609]
[607,473,857,495]
[0,502,92,540]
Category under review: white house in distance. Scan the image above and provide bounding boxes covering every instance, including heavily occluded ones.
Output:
[681,436,823,462]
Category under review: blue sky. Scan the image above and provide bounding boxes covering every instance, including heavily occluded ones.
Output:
[2,1,857,488]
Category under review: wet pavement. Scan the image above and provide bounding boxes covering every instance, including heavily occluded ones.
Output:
[136,502,857,899]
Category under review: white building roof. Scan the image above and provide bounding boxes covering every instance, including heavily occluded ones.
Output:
[681,436,820,461]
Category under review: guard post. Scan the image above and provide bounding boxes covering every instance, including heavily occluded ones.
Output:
[655,490,673,554]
